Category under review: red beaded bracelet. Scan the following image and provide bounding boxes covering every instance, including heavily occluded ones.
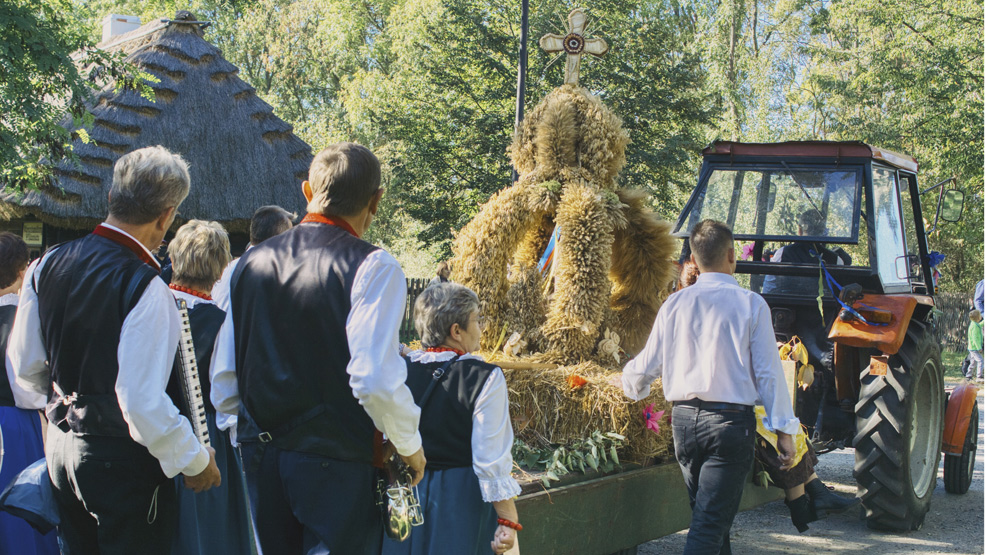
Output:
[497,518,523,531]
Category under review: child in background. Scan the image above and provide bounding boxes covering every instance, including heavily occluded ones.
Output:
[966,309,983,381]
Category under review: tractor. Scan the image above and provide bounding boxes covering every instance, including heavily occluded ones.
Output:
[672,141,976,531]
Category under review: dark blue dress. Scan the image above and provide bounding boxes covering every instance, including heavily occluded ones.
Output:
[168,298,254,555]
[0,406,59,555]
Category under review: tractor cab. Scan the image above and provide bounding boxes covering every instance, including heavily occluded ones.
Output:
[674,141,963,300]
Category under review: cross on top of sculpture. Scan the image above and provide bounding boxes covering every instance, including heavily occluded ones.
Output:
[539,8,609,86]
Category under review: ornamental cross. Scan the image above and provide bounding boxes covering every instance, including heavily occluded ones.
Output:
[539,8,609,86]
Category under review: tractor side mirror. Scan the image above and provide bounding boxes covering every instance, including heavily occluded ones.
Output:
[940,190,964,222]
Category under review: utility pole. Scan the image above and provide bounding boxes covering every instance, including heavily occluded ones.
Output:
[511,0,529,184]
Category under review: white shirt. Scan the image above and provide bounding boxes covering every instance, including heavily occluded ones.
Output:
[621,272,801,435]
[211,248,248,313]
[209,256,241,438]
[7,225,210,478]
[2,294,46,410]
[210,247,423,457]
[407,350,521,503]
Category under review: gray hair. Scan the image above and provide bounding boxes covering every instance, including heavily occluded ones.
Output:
[169,219,231,290]
[414,282,480,348]
[109,145,191,224]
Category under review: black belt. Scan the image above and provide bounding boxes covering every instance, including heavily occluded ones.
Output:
[673,399,753,412]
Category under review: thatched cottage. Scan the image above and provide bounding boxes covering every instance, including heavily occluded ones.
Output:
[0,12,311,256]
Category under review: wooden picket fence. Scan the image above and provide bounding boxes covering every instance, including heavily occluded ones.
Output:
[400,278,431,343]
[933,292,974,353]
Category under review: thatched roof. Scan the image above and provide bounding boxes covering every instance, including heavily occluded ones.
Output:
[0,14,311,233]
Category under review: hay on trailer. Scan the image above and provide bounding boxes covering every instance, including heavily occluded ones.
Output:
[493,357,674,464]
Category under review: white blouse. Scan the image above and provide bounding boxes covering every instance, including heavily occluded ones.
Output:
[408,350,521,503]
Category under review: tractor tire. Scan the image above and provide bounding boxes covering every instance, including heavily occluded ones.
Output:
[943,400,978,494]
[853,323,944,531]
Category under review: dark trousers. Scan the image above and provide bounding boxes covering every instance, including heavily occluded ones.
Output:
[672,405,756,555]
[238,443,382,555]
[47,424,177,555]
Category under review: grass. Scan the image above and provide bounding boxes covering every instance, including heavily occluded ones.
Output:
[942,350,970,380]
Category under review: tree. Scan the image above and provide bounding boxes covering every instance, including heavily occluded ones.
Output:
[0,0,143,190]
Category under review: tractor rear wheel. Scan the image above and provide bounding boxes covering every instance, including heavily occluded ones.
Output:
[853,323,944,531]
[943,400,978,494]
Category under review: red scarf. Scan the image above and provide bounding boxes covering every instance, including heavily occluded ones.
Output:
[169,284,212,301]
[425,346,466,356]
[92,224,161,272]
[300,213,359,237]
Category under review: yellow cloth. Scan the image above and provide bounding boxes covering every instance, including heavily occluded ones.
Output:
[755,405,809,467]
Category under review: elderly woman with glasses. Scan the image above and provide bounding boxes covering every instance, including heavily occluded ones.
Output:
[382,282,521,555]
[165,220,254,554]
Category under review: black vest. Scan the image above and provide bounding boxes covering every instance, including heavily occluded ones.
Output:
[168,301,226,417]
[37,234,158,436]
[0,305,18,407]
[405,357,496,470]
[231,223,380,463]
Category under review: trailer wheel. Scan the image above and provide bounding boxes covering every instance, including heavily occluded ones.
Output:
[853,324,944,531]
[944,400,978,494]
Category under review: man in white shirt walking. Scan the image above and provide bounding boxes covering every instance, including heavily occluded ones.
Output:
[619,219,799,554]
[8,146,221,554]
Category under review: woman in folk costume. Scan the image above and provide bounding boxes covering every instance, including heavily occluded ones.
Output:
[166,220,253,554]
[0,233,58,555]
[383,283,520,555]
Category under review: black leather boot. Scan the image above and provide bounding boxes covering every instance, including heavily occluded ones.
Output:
[806,478,861,517]
[785,494,817,533]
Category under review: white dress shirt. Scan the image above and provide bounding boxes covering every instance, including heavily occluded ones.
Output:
[2,293,45,410]
[210,247,423,457]
[407,350,521,503]
[208,256,240,438]
[8,225,210,478]
[622,272,801,435]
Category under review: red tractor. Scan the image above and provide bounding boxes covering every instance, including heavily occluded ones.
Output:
[673,141,976,531]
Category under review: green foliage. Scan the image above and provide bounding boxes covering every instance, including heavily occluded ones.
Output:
[513,431,625,488]
[1,0,156,190]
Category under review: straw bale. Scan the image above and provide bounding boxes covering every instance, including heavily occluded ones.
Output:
[609,189,678,356]
[542,181,614,361]
[497,359,673,463]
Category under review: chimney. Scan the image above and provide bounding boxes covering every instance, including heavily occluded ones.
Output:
[101,14,141,43]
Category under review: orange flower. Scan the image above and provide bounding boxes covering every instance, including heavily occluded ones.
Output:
[567,375,588,389]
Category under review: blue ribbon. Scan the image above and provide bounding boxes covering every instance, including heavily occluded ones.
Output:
[813,251,887,327]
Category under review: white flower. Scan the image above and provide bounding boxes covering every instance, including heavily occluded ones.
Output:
[503,331,527,357]
[598,328,621,364]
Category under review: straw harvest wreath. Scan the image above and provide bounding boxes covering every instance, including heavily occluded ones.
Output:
[450,9,679,463]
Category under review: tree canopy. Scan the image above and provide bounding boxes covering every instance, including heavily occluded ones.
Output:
[4,0,983,288]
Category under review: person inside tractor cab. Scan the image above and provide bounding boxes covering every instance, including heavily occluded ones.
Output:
[761,211,851,295]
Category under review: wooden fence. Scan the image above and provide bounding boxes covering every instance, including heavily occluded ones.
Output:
[400,278,431,343]
[933,292,974,352]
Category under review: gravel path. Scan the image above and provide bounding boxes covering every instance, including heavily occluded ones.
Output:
[640,385,985,554]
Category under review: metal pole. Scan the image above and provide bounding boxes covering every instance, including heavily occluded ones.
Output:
[512,0,529,184]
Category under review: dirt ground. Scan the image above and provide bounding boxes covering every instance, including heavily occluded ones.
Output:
[640,384,985,555]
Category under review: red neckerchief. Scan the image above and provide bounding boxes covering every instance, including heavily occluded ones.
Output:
[300,213,359,238]
[169,284,212,301]
[92,224,161,272]
[425,346,466,356]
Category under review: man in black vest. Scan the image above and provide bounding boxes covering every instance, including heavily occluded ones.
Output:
[210,142,426,554]
[9,145,221,554]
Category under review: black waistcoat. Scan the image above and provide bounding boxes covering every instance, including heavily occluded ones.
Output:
[231,222,380,463]
[168,301,226,417]
[405,357,496,470]
[37,234,158,436]
[0,305,18,407]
